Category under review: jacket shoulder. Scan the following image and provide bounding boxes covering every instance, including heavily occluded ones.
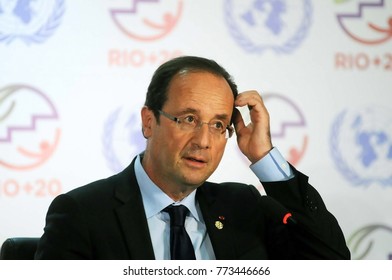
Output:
[199,181,262,202]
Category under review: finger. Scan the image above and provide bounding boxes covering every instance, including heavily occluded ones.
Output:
[235,91,263,110]
[235,91,266,123]
[232,107,246,133]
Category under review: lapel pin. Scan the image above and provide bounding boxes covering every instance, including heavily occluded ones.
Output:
[218,215,225,220]
[215,220,224,230]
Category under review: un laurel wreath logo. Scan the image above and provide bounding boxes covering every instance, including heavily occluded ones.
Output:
[0,0,65,45]
[330,108,392,187]
[224,0,312,54]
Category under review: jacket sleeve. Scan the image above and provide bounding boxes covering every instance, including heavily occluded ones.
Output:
[34,194,92,260]
[261,166,351,260]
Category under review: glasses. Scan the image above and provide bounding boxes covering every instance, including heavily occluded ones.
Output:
[158,110,234,139]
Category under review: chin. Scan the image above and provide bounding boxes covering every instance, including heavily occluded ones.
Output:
[183,174,211,188]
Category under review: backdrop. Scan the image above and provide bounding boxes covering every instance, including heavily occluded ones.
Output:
[1,0,391,260]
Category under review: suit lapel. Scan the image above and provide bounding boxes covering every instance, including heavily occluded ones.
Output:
[113,158,155,260]
[197,183,236,260]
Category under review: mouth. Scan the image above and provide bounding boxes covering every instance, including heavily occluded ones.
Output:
[184,156,206,163]
[183,154,208,168]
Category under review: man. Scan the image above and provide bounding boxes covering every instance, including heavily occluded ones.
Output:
[35,56,350,260]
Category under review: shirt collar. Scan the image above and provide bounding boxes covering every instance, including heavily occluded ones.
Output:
[134,154,200,221]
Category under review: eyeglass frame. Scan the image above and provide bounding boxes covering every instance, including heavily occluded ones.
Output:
[157,110,234,139]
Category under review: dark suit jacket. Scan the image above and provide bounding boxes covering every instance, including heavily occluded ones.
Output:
[35,157,350,260]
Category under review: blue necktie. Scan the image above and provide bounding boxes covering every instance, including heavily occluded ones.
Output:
[164,205,196,260]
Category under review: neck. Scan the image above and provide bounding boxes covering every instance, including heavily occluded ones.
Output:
[141,152,199,201]
[164,189,195,202]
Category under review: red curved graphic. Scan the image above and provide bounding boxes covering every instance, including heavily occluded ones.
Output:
[287,135,308,166]
[0,128,61,170]
[336,0,392,45]
[110,0,183,41]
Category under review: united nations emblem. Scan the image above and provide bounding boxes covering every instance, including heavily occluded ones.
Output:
[0,0,65,45]
[330,107,392,186]
[224,0,312,54]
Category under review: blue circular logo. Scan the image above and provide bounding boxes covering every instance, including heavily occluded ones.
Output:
[102,107,145,173]
[0,0,65,44]
[224,0,312,54]
[330,107,392,186]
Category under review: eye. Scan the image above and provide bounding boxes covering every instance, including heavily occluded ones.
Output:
[183,115,196,124]
[211,120,225,130]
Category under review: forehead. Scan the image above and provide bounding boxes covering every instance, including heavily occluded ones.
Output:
[164,71,234,115]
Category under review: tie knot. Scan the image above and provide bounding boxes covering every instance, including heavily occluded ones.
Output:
[164,205,189,227]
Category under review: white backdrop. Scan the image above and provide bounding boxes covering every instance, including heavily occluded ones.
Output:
[1,0,391,260]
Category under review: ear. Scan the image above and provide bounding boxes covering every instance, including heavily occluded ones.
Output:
[141,106,154,138]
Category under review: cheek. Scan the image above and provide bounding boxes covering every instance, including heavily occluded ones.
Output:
[154,129,187,155]
[170,135,190,155]
[211,141,227,161]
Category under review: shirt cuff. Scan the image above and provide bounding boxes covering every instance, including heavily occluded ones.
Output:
[250,147,294,182]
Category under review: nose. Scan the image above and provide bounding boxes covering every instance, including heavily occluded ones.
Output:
[192,122,211,149]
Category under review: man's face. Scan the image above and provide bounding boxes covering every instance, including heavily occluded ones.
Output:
[142,71,234,195]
